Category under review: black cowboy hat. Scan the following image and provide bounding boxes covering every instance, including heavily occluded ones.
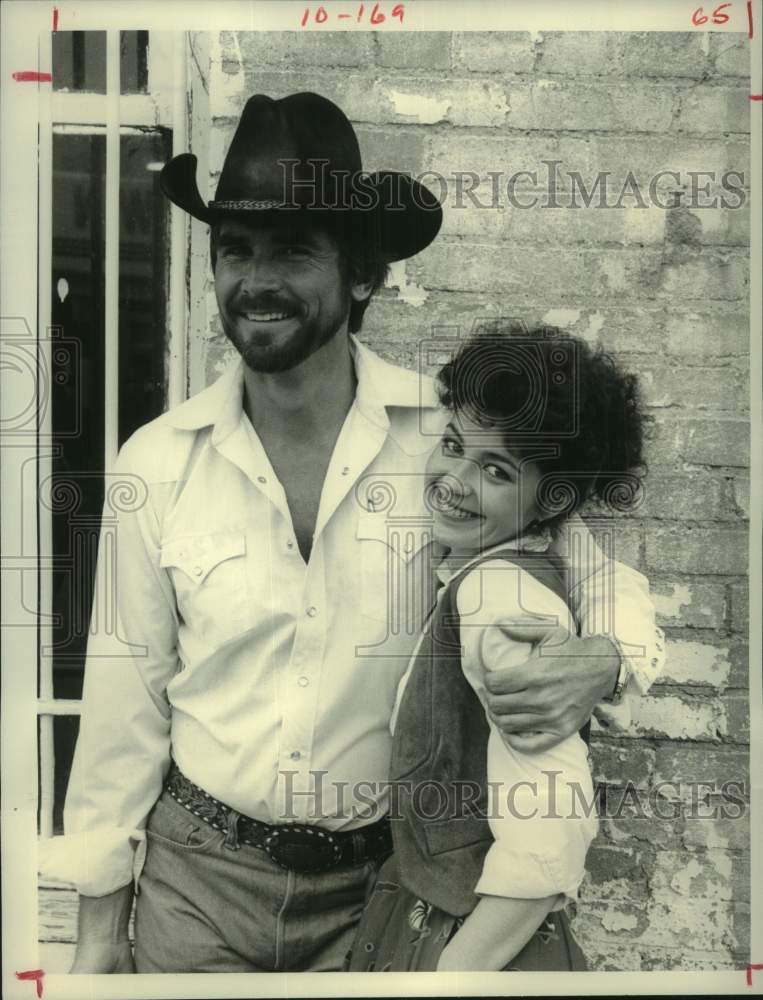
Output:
[160,92,442,263]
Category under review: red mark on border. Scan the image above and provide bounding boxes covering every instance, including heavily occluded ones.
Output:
[53,7,59,31]
[15,970,45,998]
[748,963,763,985]
[751,94,763,100]
[747,0,754,37]
[12,71,53,82]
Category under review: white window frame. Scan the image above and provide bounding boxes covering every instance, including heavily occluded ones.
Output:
[36,29,190,840]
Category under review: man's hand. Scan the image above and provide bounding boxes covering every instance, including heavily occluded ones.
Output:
[70,940,135,974]
[484,627,620,753]
[70,884,135,974]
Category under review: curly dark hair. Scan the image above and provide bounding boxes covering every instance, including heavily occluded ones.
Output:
[436,326,647,530]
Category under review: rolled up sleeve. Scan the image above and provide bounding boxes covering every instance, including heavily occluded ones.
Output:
[38,432,178,896]
[553,514,666,696]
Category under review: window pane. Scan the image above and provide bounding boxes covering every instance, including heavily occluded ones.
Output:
[118,130,171,443]
[52,31,149,94]
[52,32,106,93]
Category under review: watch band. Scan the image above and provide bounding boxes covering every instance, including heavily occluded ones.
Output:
[604,654,631,705]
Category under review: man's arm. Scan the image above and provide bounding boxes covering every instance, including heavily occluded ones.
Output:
[485,516,665,752]
[39,431,179,972]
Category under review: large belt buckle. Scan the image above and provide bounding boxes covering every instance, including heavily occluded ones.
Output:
[263,824,342,872]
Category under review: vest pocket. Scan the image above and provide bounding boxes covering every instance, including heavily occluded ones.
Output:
[424,814,492,857]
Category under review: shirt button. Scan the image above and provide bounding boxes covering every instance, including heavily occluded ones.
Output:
[287,541,294,550]
[193,566,203,577]
[341,466,350,476]
[297,676,309,687]
[257,475,267,484]
[306,606,318,617]
[290,750,301,761]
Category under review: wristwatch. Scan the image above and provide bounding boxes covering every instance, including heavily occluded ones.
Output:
[603,654,631,705]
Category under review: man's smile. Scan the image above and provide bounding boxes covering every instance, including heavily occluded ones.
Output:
[240,310,294,322]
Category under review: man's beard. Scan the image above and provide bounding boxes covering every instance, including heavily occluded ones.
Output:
[223,295,352,374]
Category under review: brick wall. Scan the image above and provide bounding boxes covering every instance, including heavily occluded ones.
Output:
[196,30,751,970]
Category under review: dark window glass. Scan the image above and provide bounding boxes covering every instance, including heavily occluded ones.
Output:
[52,31,149,94]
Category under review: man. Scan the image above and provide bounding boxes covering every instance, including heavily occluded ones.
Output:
[45,93,665,973]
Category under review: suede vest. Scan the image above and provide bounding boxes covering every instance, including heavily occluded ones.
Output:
[389,549,590,917]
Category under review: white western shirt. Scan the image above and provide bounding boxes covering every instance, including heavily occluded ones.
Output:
[41,337,664,896]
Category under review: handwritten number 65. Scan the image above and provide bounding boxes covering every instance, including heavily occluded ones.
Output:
[692,2,732,25]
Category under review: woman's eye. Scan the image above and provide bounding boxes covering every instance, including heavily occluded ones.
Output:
[484,463,512,482]
[442,437,463,456]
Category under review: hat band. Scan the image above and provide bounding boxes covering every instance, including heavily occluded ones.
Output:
[209,198,285,210]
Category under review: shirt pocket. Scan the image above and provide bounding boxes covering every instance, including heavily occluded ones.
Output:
[356,512,433,630]
[160,531,249,645]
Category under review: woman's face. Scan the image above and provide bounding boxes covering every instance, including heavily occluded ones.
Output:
[425,410,545,557]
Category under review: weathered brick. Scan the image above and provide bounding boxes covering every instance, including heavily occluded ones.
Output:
[631,691,724,740]
[645,525,748,575]
[721,691,750,743]
[680,417,750,466]
[354,125,426,175]
[728,470,749,518]
[601,812,681,852]
[651,849,737,900]
[651,578,726,629]
[665,311,749,358]
[682,813,750,852]
[637,473,725,521]
[376,32,451,71]
[586,136,750,187]
[727,643,750,688]
[659,255,748,302]
[633,363,748,412]
[677,86,751,135]
[641,947,737,970]
[652,744,749,794]
[638,893,735,952]
[648,416,750,468]
[539,32,710,80]
[709,34,751,78]
[238,30,374,69]
[658,638,730,688]
[426,133,596,182]
[590,739,655,787]
[508,81,677,133]
[728,581,748,633]
[415,243,669,300]
[586,843,645,891]
[453,31,536,74]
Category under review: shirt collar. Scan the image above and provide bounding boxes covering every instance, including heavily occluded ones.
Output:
[162,335,440,440]
[435,528,554,586]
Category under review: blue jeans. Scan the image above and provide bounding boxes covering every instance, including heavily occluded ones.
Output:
[133,789,381,972]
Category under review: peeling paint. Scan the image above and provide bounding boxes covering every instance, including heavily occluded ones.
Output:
[541,308,581,329]
[386,260,429,306]
[631,694,723,740]
[601,910,639,932]
[387,89,451,124]
[654,583,693,619]
[662,639,730,687]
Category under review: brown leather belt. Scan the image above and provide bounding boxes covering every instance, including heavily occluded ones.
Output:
[164,760,392,873]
